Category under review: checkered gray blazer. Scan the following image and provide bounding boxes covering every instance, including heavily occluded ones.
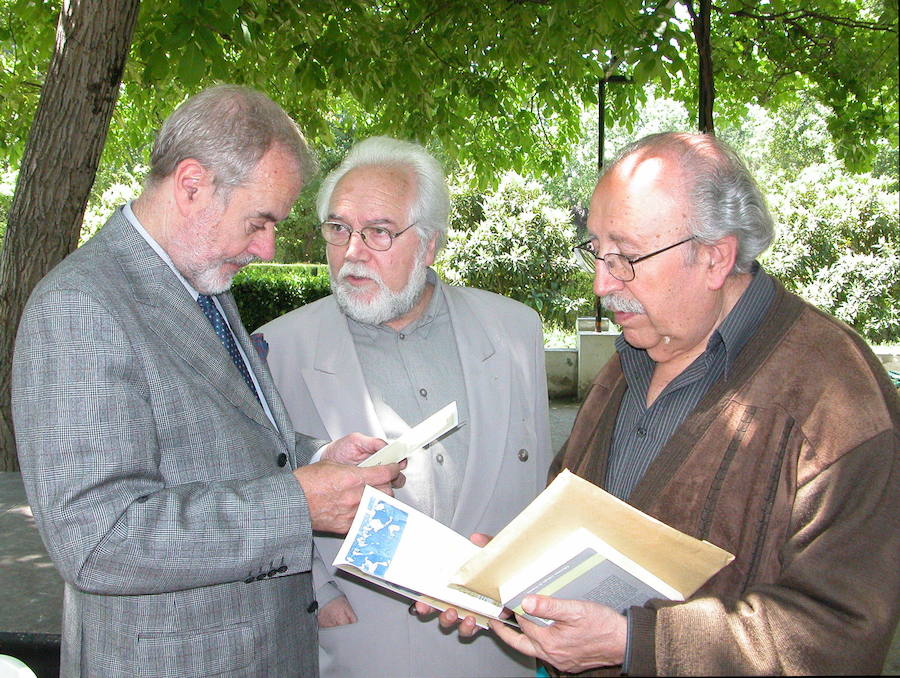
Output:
[12,210,320,677]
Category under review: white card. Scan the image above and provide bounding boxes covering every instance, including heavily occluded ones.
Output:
[358,401,459,467]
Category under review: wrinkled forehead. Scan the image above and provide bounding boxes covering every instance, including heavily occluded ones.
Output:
[329,164,417,220]
[588,152,690,245]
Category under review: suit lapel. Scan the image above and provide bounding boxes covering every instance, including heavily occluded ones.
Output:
[301,302,386,441]
[443,289,511,532]
[110,211,281,437]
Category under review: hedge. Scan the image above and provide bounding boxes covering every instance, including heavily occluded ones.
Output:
[232,263,331,332]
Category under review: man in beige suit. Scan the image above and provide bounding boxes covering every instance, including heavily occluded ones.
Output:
[258,136,552,677]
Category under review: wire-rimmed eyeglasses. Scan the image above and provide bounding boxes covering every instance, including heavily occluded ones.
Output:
[574,236,696,282]
[320,221,416,252]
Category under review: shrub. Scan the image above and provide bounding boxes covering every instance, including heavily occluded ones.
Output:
[232,263,331,331]
[439,172,594,327]
[273,189,327,264]
[762,163,899,344]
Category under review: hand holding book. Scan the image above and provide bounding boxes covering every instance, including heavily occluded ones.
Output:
[488,595,628,673]
[335,469,733,635]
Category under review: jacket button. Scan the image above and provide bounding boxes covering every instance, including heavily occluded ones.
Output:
[517,448,529,462]
[277,565,288,573]
[256,572,267,581]
[277,453,288,467]
[267,569,278,578]
[307,601,319,614]
[244,576,255,584]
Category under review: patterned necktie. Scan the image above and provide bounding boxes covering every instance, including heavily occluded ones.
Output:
[197,294,260,403]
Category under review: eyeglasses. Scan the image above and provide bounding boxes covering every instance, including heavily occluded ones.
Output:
[574,236,696,282]
[320,221,416,252]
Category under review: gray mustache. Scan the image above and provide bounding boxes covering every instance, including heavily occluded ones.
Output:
[600,294,645,314]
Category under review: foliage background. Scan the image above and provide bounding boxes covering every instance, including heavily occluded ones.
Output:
[7,88,896,345]
[231,263,331,332]
[0,1,896,345]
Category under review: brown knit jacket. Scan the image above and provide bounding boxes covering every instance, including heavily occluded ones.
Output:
[551,280,899,675]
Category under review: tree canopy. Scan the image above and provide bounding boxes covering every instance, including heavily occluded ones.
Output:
[2,0,896,181]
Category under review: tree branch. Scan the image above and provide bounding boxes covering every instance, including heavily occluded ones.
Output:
[721,4,896,32]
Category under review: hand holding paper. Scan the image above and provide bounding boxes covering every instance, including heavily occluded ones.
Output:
[358,402,459,467]
[489,596,627,673]
[321,432,388,465]
[293,460,405,534]
[414,532,494,636]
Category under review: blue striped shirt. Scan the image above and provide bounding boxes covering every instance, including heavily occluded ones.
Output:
[605,263,775,500]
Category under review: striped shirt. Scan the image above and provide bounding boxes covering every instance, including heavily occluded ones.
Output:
[605,263,774,500]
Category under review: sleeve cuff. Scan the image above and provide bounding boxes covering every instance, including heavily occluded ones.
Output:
[316,580,345,608]
[624,605,658,676]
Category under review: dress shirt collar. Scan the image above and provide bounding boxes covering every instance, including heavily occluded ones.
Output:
[712,262,774,374]
[122,201,201,301]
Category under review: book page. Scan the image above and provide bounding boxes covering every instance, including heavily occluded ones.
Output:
[333,486,504,627]
[499,528,681,626]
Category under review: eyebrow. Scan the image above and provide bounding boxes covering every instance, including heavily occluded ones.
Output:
[325,214,399,227]
[588,230,639,250]
[253,210,280,223]
[607,231,641,250]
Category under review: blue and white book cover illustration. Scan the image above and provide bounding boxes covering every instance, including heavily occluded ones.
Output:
[342,493,409,577]
[334,485,504,626]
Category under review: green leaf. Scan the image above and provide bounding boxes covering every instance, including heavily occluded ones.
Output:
[177,41,206,89]
[145,49,170,81]
[633,55,657,86]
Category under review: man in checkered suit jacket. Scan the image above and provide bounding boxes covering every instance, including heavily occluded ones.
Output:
[11,85,402,678]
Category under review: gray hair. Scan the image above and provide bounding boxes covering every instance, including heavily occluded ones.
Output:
[147,84,316,194]
[316,136,450,253]
[606,132,774,274]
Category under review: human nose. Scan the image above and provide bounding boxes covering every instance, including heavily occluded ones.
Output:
[593,258,624,297]
[344,230,371,261]
[247,227,276,262]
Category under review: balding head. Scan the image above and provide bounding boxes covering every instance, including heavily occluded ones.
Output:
[602,133,774,274]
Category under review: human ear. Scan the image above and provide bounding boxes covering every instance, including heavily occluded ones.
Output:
[423,233,439,267]
[704,234,738,290]
[172,158,210,215]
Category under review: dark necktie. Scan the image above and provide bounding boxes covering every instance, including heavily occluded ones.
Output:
[197,294,260,403]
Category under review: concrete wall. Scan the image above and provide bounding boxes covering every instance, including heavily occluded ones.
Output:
[545,334,899,402]
[576,331,619,399]
[545,348,578,399]
[544,319,620,401]
[874,347,900,373]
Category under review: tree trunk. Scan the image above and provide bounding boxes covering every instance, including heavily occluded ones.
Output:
[687,0,715,134]
[0,0,140,470]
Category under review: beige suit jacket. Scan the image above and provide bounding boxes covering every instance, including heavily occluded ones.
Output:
[258,279,552,677]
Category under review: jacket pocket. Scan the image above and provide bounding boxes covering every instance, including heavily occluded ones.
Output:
[135,622,258,677]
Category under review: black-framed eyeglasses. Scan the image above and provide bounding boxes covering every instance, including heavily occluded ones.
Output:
[320,221,416,252]
[574,236,696,282]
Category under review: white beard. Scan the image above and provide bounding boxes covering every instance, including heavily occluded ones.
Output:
[170,200,257,295]
[187,252,257,295]
[332,255,428,326]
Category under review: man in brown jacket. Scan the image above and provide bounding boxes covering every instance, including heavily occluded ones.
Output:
[445,133,898,675]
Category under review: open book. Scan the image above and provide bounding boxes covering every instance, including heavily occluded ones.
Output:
[333,469,734,628]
